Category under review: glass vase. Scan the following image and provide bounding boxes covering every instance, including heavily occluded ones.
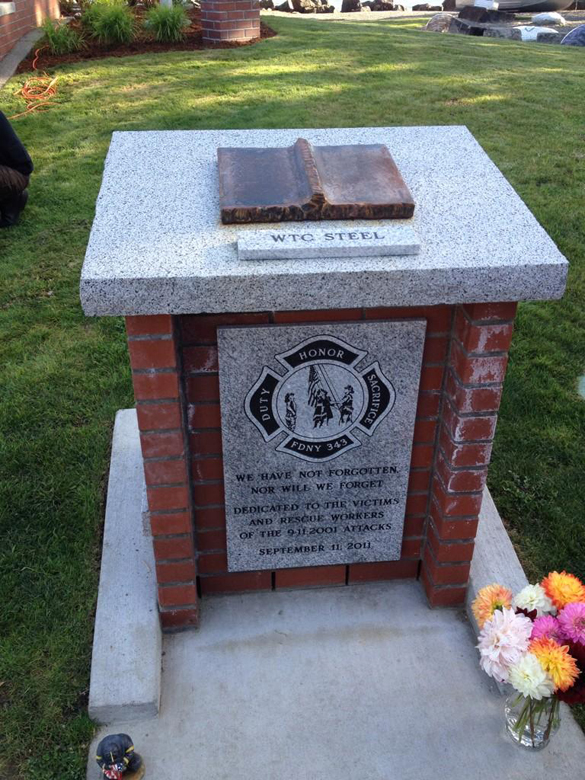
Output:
[504,693,560,749]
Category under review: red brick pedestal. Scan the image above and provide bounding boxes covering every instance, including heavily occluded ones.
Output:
[200,0,261,43]
[126,301,516,630]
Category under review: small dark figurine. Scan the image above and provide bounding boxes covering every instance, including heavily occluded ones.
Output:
[95,734,144,780]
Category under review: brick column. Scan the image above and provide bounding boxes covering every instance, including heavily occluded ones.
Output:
[420,302,517,607]
[200,0,261,43]
[126,315,199,630]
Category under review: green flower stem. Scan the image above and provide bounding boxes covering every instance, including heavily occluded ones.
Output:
[510,694,557,747]
[543,697,560,743]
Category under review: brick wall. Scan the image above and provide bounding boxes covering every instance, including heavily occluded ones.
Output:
[200,0,260,43]
[0,0,60,60]
[126,301,516,630]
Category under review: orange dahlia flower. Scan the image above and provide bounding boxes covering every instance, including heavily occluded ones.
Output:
[530,636,580,692]
[472,583,513,629]
[541,571,585,611]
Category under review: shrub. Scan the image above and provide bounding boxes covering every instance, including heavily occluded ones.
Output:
[144,4,189,42]
[84,3,136,44]
[80,1,106,31]
[41,19,85,54]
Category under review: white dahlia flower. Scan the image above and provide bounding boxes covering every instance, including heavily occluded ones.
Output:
[477,607,533,683]
[512,584,556,617]
[508,653,555,700]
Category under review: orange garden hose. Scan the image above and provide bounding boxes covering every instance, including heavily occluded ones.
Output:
[10,48,59,119]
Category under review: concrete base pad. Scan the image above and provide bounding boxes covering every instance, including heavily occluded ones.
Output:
[88,578,585,779]
[88,410,161,724]
[88,411,585,777]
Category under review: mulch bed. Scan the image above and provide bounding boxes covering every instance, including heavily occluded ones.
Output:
[17,8,277,72]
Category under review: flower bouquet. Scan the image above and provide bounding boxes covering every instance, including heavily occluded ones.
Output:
[472,571,585,749]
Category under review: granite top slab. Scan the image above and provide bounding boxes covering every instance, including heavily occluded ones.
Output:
[80,126,568,316]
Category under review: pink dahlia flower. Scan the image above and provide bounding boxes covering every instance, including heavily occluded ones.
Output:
[477,608,533,683]
[531,615,566,644]
[558,602,585,644]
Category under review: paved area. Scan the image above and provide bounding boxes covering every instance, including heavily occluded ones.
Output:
[88,579,585,780]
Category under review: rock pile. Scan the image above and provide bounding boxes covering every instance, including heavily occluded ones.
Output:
[424,6,582,45]
[269,0,409,12]
[269,0,335,12]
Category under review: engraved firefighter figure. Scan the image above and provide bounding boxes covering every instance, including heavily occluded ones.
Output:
[284,392,297,432]
[307,365,340,429]
[313,388,333,428]
[339,385,355,424]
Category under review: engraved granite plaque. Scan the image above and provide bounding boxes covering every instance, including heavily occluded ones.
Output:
[217,321,426,572]
[237,226,420,261]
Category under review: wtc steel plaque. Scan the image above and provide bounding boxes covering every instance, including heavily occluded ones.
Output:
[217,321,426,572]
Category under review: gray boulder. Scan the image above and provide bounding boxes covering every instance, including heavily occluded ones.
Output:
[536,30,563,43]
[561,24,585,46]
[484,26,517,39]
[424,12,453,31]
[291,0,319,11]
[513,24,559,41]
[459,5,513,22]
[531,11,565,25]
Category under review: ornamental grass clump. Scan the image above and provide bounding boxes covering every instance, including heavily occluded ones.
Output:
[84,3,136,45]
[144,4,190,43]
[41,18,85,54]
[473,571,585,748]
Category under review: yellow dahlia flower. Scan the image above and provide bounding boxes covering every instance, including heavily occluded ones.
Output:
[541,571,585,611]
[530,637,580,692]
[472,583,513,629]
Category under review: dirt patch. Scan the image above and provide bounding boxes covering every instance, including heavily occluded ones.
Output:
[17,9,277,72]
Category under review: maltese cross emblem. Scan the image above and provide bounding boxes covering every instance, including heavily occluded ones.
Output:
[244,334,396,463]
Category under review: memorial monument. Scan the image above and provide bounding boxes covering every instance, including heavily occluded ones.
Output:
[81,126,568,631]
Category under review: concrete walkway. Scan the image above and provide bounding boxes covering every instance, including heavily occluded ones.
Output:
[0,28,43,89]
[88,579,585,780]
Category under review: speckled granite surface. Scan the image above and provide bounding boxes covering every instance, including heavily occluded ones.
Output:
[80,126,568,316]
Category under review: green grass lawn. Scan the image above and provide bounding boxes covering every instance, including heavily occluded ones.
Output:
[1,17,584,778]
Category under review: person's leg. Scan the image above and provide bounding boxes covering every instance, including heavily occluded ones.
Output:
[0,165,29,228]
